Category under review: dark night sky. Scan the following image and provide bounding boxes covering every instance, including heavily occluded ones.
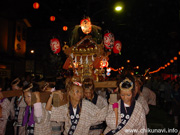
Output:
[0,0,179,74]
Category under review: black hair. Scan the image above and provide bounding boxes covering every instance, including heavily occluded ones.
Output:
[82,78,94,91]
[55,79,65,90]
[11,78,23,88]
[118,74,135,95]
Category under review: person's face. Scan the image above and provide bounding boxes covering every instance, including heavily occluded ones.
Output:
[84,88,94,100]
[24,91,31,106]
[135,81,140,94]
[70,86,83,102]
[120,90,132,105]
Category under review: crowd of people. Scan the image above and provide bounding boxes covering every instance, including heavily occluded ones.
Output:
[0,72,179,135]
[145,76,180,128]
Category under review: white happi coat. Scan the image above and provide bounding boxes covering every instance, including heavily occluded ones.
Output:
[33,103,52,135]
[142,86,156,105]
[0,98,11,135]
[51,99,108,135]
[137,94,149,115]
[104,99,147,135]
[51,121,64,135]
[10,96,26,135]
[89,95,108,135]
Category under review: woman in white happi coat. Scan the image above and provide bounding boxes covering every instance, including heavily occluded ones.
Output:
[134,77,149,115]
[50,79,65,135]
[22,83,51,135]
[104,74,147,135]
[9,78,26,135]
[46,80,108,135]
[0,88,11,135]
[37,79,65,135]
[141,86,156,106]
[139,77,156,106]
[82,77,108,135]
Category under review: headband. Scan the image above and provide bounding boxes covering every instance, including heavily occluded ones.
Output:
[23,83,33,92]
[73,82,82,86]
[11,78,20,86]
[119,77,133,91]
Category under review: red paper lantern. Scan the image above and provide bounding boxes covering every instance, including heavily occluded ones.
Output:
[50,38,61,54]
[63,26,68,31]
[50,16,55,21]
[113,40,122,54]
[33,2,40,9]
[80,18,92,34]
[104,33,115,49]
[100,58,109,68]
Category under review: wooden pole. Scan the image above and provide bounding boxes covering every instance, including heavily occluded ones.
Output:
[94,81,117,88]
[1,81,116,107]
[31,92,68,107]
[1,90,23,98]
[1,90,67,107]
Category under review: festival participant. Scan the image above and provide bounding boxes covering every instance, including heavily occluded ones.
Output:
[23,83,51,135]
[9,78,26,135]
[140,77,156,106]
[82,77,108,135]
[46,80,108,135]
[51,79,65,135]
[104,74,147,135]
[0,87,11,135]
[171,82,180,128]
[134,77,149,115]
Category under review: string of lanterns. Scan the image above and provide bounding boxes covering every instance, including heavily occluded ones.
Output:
[32,4,179,77]
[149,52,179,74]
[33,2,68,31]
[106,67,124,76]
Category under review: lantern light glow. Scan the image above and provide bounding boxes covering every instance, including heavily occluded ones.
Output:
[174,57,177,60]
[50,16,56,21]
[33,2,40,9]
[107,68,111,72]
[30,50,34,53]
[63,26,68,31]
[115,6,122,11]
[100,58,109,68]
[80,18,92,34]
[114,2,124,12]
